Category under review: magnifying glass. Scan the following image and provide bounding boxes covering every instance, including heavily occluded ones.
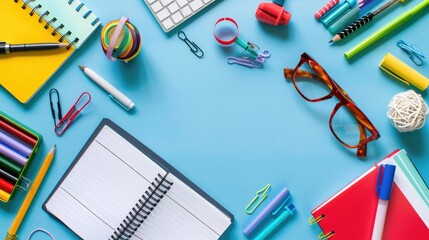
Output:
[213,17,259,58]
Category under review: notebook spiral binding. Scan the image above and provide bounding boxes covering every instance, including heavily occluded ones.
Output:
[110,173,174,240]
[12,0,100,50]
[309,215,335,239]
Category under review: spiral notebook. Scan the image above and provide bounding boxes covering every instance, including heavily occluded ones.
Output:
[43,119,233,240]
[310,149,429,240]
[0,0,100,103]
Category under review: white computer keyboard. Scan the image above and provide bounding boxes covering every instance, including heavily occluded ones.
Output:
[144,0,216,32]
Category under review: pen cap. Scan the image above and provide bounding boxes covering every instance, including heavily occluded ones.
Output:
[379,53,429,91]
[376,164,396,200]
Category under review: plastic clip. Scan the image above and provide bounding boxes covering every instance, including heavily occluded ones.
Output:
[178,31,204,58]
[18,176,31,191]
[245,184,271,214]
[228,50,271,68]
[54,92,91,136]
[397,40,425,66]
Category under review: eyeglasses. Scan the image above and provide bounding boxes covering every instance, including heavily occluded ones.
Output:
[284,53,380,157]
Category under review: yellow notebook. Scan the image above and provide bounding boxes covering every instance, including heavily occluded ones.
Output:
[0,0,100,104]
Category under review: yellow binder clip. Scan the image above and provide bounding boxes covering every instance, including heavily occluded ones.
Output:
[245,184,271,214]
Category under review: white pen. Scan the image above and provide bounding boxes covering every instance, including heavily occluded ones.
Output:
[371,164,396,240]
[79,65,135,110]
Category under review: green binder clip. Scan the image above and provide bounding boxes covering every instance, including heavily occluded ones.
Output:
[245,184,271,214]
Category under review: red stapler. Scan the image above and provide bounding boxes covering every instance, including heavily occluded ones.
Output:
[255,2,291,26]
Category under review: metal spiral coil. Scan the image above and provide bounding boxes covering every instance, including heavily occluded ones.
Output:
[110,173,173,240]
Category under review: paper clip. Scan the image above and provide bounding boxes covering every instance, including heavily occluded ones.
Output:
[49,88,63,127]
[397,40,425,66]
[245,184,271,214]
[178,31,204,58]
[228,50,271,68]
[54,92,91,136]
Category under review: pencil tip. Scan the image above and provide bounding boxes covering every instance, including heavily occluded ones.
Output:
[328,40,333,43]
[78,65,85,71]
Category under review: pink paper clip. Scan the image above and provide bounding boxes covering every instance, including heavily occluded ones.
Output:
[54,92,91,136]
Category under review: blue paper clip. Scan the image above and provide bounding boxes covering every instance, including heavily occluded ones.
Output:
[55,92,91,136]
[397,40,425,66]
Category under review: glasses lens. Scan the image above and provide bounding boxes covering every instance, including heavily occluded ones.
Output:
[293,62,332,101]
[331,104,366,146]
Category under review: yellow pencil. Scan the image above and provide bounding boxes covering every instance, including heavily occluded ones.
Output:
[5,145,56,240]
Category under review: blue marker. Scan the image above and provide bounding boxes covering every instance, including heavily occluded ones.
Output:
[371,164,396,240]
[243,188,290,236]
[254,203,296,240]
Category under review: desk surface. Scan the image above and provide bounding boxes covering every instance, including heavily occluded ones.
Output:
[1,0,429,239]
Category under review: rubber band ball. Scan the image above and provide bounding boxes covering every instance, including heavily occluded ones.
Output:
[387,90,428,132]
[101,17,142,63]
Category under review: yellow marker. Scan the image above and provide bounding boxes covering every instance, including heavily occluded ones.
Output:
[5,145,56,240]
[0,189,10,202]
[379,52,429,91]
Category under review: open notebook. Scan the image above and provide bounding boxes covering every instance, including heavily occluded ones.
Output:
[44,119,233,240]
[0,0,100,103]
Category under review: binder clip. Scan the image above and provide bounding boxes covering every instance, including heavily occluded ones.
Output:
[255,0,291,26]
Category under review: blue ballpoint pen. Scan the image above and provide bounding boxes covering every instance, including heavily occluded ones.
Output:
[253,203,296,240]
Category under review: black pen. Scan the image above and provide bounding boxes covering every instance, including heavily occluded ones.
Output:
[0,42,68,54]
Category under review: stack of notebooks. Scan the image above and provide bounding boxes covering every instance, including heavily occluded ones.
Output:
[311,149,429,239]
[43,119,233,240]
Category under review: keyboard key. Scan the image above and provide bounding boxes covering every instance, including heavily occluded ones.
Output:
[171,12,183,23]
[176,0,187,7]
[156,8,170,21]
[181,6,192,17]
[189,0,203,11]
[202,0,211,3]
[147,0,156,4]
[150,1,163,13]
[161,0,174,6]
[168,2,179,13]
[162,18,174,30]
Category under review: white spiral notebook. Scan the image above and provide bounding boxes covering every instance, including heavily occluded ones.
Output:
[44,119,233,240]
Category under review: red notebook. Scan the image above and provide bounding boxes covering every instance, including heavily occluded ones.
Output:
[311,149,429,240]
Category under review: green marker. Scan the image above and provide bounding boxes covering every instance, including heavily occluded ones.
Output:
[345,0,429,59]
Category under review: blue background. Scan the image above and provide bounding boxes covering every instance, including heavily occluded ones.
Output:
[1,0,429,239]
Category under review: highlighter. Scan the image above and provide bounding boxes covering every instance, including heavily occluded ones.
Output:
[243,188,290,236]
[328,5,360,34]
[379,53,429,91]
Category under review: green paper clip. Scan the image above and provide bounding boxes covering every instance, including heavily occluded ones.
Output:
[245,184,271,214]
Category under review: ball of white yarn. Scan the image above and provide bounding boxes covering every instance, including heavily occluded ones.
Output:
[387,90,428,132]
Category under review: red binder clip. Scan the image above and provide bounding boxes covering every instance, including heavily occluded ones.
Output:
[256,1,291,26]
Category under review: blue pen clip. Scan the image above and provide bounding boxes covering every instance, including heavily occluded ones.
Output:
[376,164,396,200]
[271,191,291,216]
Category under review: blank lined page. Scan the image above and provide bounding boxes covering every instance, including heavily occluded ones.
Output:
[133,173,231,240]
[45,125,166,240]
